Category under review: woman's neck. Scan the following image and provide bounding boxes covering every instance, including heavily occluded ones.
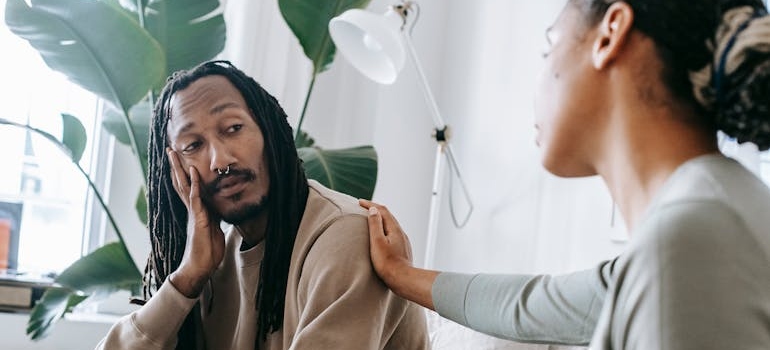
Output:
[595,105,718,231]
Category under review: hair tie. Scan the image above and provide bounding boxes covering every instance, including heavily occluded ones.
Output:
[713,9,766,109]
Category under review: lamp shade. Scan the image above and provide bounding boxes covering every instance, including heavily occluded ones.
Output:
[329,9,406,84]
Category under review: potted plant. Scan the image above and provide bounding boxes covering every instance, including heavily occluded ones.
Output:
[3,0,375,340]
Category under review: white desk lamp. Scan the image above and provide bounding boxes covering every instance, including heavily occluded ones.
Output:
[329,1,473,268]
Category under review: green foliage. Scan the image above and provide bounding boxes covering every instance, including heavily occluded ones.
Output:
[55,242,142,294]
[279,0,371,74]
[60,113,87,163]
[0,116,141,340]
[4,0,165,113]
[26,288,88,340]
[26,242,142,340]
[280,0,378,198]
[102,102,151,176]
[299,146,378,200]
[143,0,226,80]
[4,0,225,340]
[5,0,382,341]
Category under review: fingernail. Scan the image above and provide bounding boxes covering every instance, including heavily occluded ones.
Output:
[369,207,379,215]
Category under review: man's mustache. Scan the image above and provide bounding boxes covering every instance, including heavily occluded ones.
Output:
[202,167,257,195]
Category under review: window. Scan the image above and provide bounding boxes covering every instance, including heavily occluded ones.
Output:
[0,3,103,275]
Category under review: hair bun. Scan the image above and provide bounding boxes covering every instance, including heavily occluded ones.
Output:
[718,57,770,150]
[691,6,770,150]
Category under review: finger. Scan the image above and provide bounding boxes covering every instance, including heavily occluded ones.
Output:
[167,149,191,206]
[188,166,210,228]
[188,166,207,221]
[374,205,403,234]
[360,200,404,235]
[359,199,389,211]
[367,206,388,241]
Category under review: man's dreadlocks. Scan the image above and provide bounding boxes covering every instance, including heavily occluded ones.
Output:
[144,60,308,348]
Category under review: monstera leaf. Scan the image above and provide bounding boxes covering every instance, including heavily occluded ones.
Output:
[4,0,165,113]
[279,0,371,74]
[299,146,377,199]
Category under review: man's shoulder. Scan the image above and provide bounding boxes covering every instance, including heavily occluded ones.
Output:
[293,180,369,249]
[306,180,368,219]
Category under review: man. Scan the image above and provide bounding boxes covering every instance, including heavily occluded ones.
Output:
[97,60,428,349]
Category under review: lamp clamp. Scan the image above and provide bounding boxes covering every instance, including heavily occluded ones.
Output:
[433,125,450,144]
[390,1,417,31]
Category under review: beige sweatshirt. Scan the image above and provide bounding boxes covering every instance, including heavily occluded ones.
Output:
[97,180,429,349]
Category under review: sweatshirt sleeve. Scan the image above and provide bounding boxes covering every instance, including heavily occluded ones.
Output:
[288,214,429,350]
[94,280,198,350]
[432,259,613,346]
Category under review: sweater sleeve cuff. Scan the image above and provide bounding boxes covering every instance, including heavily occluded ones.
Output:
[131,281,198,344]
[432,272,478,325]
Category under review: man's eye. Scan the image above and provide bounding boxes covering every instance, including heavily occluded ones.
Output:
[228,124,243,133]
[182,142,201,153]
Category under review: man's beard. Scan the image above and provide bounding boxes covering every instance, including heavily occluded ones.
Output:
[200,167,267,224]
[220,196,267,224]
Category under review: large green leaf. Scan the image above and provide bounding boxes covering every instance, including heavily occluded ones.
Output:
[103,101,151,172]
[299,146,377,199]
[60,113,87,164]
[145,0,226,78]
[26,288,88,340]
[55,242,141,294]
[28,243,140,339]
[4,0,166,113]
[279,0,371,74]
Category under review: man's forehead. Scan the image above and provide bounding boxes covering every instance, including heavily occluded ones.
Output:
[168,77,247,118]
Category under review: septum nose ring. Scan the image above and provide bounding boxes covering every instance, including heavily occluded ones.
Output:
[216,165,230,175]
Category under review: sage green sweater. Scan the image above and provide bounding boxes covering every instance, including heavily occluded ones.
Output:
[434,153,770,349]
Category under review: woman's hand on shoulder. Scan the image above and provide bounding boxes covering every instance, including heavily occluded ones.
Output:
[359,199,438,310]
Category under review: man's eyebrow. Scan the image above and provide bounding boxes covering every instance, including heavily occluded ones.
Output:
[210,102,240,115]
[170,121,195,138]
[545,26,553,45]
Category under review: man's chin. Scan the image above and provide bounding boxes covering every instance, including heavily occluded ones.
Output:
[220,201,265,225]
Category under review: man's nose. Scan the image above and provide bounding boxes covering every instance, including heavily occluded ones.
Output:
[209,140,237,175]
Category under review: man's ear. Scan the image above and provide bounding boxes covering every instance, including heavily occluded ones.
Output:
[592,2,634,70]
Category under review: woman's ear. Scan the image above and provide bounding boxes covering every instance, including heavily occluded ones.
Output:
[592,2,634,69]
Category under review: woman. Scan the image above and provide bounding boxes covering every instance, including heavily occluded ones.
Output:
[361,0,770,348]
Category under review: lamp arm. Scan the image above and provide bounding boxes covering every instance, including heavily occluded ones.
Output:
[401,30,474,228]
[401,33,446,130]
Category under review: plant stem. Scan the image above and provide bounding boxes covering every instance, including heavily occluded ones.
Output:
[75,159,139,275]
[294,72,318,140]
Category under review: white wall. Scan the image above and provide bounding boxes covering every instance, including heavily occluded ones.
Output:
[0,1,631,348]
[426,0,628,274]
[225,0,627,275]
